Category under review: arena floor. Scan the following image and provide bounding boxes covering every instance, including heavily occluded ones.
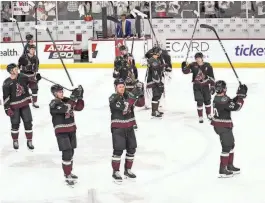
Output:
[0,68,264,203]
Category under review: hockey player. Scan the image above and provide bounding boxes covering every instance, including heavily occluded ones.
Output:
[211,80,248,178]
[181,52,215,123]
[146,47,166,117]
[23,34,34,55]
[145,46,172,109]
[2,63,41,150]
[109,78,145,183]
[113,45,138,91]
[19,44,40,108]
[49,84,84,186]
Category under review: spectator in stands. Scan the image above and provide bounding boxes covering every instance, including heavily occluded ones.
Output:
[168,1,181,18]
[116,14,131,38]
[240,1,255,17]
[256,1,265,18]
[153,2,167,18]
[200,1,219,18]
[140,1,150,18]
[218,1,234,18]
[115,1,129,16]
[1,2,11,22]
[44,1,56,21]
[181,1,197,18]
[78,1,91,19]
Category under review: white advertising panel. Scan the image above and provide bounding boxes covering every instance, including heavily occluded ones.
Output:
[0,41,74,65]
[166,39,265,64]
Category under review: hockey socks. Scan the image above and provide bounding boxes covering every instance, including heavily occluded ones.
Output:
[112,155,121,171]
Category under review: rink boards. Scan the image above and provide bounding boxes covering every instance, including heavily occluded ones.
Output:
[0,39,264,69]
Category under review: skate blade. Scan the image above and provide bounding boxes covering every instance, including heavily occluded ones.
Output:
[27,148,34,152]
[65,181,75,188]
[113,179,123,185]
[218,174,233,178]
[151,116,162,119]
[124,176,136,182]
[232,171,240,175]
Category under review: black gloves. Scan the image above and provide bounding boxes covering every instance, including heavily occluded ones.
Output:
[236,84,248,98]
[35,73,41,81]
[70,85,84,100]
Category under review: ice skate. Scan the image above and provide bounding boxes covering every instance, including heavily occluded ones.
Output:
[65,175,75,187]
[32,102,39,108]
[227,165,240,175]
[199,117,204,123]
[151,111,162,118]
[65,173,78,180]
[112,171,123,184]
[13,140,19,150]
[27,140,34,151]
[219,166,233,178]
[124,169,136,180]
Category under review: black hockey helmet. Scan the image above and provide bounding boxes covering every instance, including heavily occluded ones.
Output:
[114,78,125,87]
[215,80,227,94]
[7,63,17,73]
[195,52,203,59]
[152,47,162,55]
[26,34,33,41]
[51,84,64,95]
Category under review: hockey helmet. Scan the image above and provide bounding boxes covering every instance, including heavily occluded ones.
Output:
[215,80,227,94]
[114,78,125,87]
[26,34,33,41]
[6,63,17,73]
[195,52,203,59]
[51,84,64,95]
[152,47,162,55]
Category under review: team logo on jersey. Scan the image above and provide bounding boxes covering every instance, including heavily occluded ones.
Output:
[16,83,25,97]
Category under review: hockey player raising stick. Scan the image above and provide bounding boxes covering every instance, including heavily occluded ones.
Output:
[181,52,215,123]
[2,63,41,150]
[18,44,40,108]
[49,84,84,186]
[113,45,138,91]
[145,46,172,109]
[113,45,144,129]
[146,47,166,118]
[211,81,247,178]
[109,78,145,183]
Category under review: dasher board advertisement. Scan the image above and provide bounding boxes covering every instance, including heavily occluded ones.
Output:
[0,41,74,66]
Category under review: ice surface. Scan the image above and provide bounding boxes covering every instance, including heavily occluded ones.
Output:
[0,68,265,203]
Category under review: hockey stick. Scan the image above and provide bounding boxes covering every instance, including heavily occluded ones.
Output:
[107,16,119,24]
[41,76,73,91]
[200,24,242,85]
[132,9,159,46]
[10,18,25,49]
[184,11,199,63]
[35,25,74,87]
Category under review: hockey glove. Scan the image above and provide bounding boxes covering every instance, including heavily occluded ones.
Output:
[181,61,187,69]
[70,88,79,101]
[35,73,41,81]
[236,84,248,98]
[210,86,215,95]
[77,85,84,99]
[5,108,14,117]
